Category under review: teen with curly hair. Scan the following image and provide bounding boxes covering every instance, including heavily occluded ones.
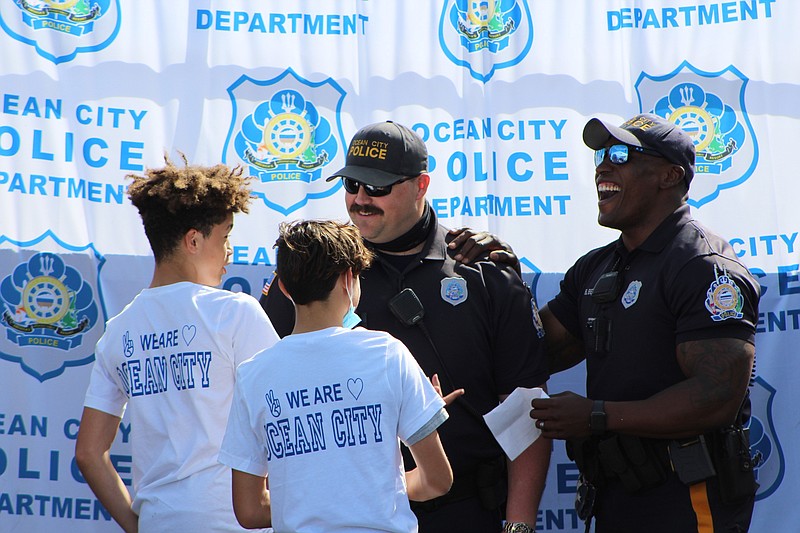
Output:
[76,156,279,533]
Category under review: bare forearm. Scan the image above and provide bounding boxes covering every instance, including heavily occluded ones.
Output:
[75,408,137,532]
[231,470,271,529]
[406,431,453,501]
[79,454,138,533]
[233,492,271,529]
[406,468,440,502]
[609,338,753,439]
[608,378,749,438]
[405,460,453,502]
[540,305,585,374]
[505,435,551,525]
[547,334,585,374]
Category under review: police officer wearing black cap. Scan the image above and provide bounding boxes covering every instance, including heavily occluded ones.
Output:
[261,121,550,533]
[530,114,760,532]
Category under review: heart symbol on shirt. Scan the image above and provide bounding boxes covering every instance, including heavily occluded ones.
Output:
[182,324,197,346]
[347,378,364,400]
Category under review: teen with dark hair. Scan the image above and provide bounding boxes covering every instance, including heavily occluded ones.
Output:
[220,219,453,532]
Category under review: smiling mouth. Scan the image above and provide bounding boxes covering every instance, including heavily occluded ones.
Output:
[597,181,621,201]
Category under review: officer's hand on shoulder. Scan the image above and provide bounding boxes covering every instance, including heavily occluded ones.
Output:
[447,227,521,275]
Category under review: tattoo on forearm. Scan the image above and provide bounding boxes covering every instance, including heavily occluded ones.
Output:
[677,339,753,411]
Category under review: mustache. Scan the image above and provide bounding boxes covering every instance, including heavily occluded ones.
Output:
[349,203,384,216]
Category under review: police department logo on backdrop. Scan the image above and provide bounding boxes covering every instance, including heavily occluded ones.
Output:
[635,61,758,208]
[0,235,106,381]
[223,69,347,215]
[749,376,785,500]
[439,0,533,82]
[0,0,120,64]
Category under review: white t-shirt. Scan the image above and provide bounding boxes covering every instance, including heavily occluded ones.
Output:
[219,326,447,533]
[84,282,279,532]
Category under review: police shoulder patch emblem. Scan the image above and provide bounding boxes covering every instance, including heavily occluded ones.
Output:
[441,277,468,306]
[530,294,545,338]
[621,280,642,309]
[704,264,744,321]
[262,271,277,297]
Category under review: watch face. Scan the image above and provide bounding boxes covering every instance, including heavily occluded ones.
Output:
[506,524,534,533]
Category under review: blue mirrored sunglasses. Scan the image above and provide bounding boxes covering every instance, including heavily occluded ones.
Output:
[594,144,663,167]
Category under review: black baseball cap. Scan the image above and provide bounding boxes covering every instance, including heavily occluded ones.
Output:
[583,113,696,186]
[326,121,428,187]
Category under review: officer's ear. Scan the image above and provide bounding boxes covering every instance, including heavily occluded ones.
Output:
[659,163,686,191]
[414,173,430,200]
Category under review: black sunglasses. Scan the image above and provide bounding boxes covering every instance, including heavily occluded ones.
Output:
[594,144,664,167]
[341,176,411,197]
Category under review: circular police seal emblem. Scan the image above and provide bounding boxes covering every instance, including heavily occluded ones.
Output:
[263,112,312,159]
[23,275,70,324]
[468,0,496,26]
[669,105,715,152]
[704,264,744,322]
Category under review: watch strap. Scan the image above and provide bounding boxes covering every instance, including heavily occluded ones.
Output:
[503,523,536,533]
[590,399,607,435]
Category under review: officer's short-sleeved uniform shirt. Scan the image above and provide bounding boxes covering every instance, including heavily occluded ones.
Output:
[547,205,760,531]
[261,221,548,528]
[549,205,759,401]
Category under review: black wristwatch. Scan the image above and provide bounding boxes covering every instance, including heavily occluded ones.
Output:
[590,400,607,435]
[503,522,535,533]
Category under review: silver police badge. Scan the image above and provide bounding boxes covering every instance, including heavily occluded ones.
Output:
[440,277,468,306]
[621,280,642,309]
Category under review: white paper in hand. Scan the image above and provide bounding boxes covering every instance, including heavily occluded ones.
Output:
[483,387,549,461]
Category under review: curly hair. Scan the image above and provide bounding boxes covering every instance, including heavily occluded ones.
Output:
[127,154,252,261]
[275,220,374,305]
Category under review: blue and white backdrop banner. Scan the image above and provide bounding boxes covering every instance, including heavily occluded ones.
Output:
[0,1,797,531]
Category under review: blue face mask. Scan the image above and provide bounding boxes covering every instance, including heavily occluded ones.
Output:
[342,304,361,329]
[342,281,361,329]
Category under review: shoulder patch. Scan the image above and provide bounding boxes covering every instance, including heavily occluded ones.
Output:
[530,293,545,338]
[704,264,744,321]
[262,271,277,297]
